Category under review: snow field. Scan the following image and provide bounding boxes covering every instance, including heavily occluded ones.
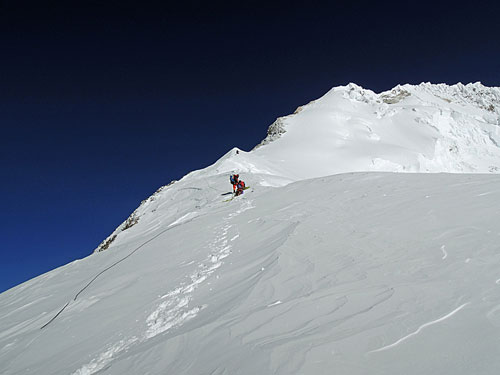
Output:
[2,82,500,374]
[2,172,500,374]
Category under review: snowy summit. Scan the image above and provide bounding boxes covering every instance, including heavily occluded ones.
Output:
[251,82,500,178]
[1,83,500,375]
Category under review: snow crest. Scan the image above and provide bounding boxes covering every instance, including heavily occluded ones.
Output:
[247,82,500,180]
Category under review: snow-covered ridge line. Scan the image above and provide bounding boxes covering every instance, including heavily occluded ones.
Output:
[336,81,500,105]
[264,81,499,134]
[94,82,500,254]
[94,181,177,253]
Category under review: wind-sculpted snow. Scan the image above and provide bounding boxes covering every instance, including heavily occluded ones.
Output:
[2,82,500,374]
[2,171,500,374]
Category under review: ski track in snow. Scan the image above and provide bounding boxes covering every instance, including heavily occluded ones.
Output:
[72,200,254,375]
[369,303,470,353]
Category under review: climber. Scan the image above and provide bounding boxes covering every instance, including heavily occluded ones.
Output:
[235,180,246,196]
[230,174,239,193]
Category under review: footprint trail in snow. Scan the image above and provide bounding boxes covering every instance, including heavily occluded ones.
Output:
[72,200,254,375]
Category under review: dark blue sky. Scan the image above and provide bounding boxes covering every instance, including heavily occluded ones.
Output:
[1,0,499,292]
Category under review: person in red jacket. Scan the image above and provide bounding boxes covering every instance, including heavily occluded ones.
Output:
[235,180,246,196]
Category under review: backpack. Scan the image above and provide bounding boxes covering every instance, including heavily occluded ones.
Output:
[230,175,235,184]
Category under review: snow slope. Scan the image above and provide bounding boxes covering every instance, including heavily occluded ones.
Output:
[1,83,500,375]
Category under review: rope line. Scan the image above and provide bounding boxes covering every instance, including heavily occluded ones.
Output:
[40,215,202,330]
[40,302,70,330]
